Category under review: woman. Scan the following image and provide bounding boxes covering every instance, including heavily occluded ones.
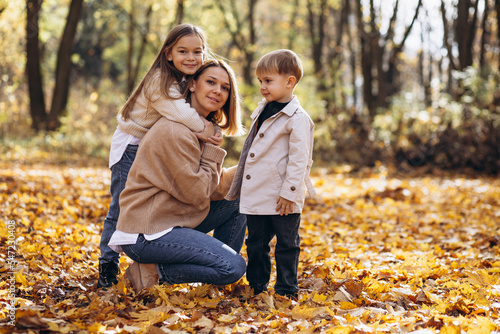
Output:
[108,60,246,291]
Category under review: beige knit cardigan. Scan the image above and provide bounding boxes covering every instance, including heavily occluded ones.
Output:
[116,116,235,235]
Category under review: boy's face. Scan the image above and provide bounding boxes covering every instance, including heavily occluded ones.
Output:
[257,72,294,103]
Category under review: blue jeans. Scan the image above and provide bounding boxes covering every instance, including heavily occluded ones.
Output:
[246,214,301,296]
[121,199,247,285]
[99,144,138,264]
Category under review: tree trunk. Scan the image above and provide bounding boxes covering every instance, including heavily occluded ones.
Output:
[441,1,457,71]
[426,26,433,108]
[287,0,300,50]
[307,0,327,89]
[427,51,433,107]
[126,0,135,95]
[479,0,489,75]
[355,0,376,118]
[466,0,479,66]
[174,0,184,25]
[441,0,456,95]
[374,0,397,109]
[26,0,46,132]
[418,48,425,104]
[243,0,257,85]
[47,0,84,131]
[497,0,500,71]
[126,3,152,95]
[418,28,432,108]
[455,0,479,70]
[132,5,152,92]
[327,0,349,109]
[346,0,358,109]
[455,0,469,69]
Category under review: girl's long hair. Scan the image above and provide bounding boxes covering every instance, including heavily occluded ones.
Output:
[120,24,210,120]
[186,60,244,136]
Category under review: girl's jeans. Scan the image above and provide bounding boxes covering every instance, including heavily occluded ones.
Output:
[245,213,301,296]
[121,199,247,285]
[99,144,138,265]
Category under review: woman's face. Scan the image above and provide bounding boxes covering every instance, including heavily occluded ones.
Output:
[190,66,230,118]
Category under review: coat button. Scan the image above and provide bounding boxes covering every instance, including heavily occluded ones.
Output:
[249,153,255,158]
[291,186,296,191]
[246,175,251,180]
[259,133,264,138]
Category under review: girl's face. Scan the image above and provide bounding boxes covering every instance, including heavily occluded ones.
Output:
[190,66,230,118]
[166,34,204,75]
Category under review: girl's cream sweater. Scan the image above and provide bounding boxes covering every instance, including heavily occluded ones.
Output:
[117,70,205,139]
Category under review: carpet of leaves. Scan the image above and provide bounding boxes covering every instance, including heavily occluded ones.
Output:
[1,163,499,333]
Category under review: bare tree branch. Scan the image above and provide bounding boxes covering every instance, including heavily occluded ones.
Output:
[398,0,422,49]
[214,1,243,49]
[385,0,399,43]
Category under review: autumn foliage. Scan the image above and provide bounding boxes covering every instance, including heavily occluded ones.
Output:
[1,163,499,333]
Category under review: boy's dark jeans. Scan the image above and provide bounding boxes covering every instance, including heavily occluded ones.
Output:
[245,213,301,296]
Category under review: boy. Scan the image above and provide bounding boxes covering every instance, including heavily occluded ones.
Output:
[226,49,315,299]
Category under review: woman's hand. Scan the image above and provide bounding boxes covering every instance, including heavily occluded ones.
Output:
[276,196,294,216]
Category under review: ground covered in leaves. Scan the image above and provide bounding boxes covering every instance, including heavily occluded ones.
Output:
[1,162,499,333]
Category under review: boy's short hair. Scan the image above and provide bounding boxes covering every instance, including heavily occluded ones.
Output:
[256,49,303,84]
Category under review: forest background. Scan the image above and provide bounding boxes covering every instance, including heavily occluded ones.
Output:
[1,0,499,172]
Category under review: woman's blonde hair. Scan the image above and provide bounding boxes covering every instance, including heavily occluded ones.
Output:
[187,59,244,136]
[120,24,210,120]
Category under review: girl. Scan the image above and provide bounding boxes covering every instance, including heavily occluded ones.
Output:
[98,24,224,288]
[109,60,246,291]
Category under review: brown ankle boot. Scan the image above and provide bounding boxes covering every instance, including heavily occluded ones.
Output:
[125,261,159,292]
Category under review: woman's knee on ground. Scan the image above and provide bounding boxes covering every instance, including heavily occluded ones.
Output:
[218,255,246,285]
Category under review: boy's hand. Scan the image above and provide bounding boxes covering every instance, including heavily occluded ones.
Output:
[276,196,294,216]
[195,118,215,142]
